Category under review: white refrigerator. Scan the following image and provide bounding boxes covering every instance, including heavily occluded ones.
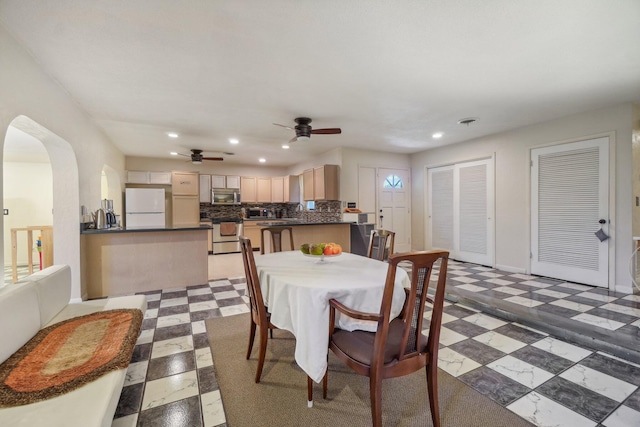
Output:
[125,188,166,229]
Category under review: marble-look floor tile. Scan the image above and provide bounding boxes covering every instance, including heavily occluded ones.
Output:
[210,279,232,288]
[549,299,593,312]
[518,280,552,289]
[156,312,192,328]
[124,361,149,386]
[147,351,196,381]
[622,388,640,412]
[154,323,192,341]
[512,323,548,336]
[448,339,506,365]
[443,305,477,319]
[560,364,637,402]
[509,274,536,280]
[578,291,618,303]
[449,270,473,276]
[151,335,194,359]
[442,319,488,337]
[218,304,250,316]
[601,302,640,317]
[509,346,574,375]
[535,376,618,422]
[437,347,482,377]
[141,370,199,411]
[453,302,480,313]
[136,328,155,345]
[197,365,219,394]
[423,310,458,324]
[450,276,479,284]
[491,286,526,296]
[487,355,554,388]
[144,293,161,302]
[201,390,226,427]
[455,283,489,292]
[504,296,545,308]
[213,290,241,300]
[191,319,207,334]
[508,391,597,427]
[111,413,138,427]
[571,312,625,330]
[458,365,530,406]
[483,278,515,286]
[144,308,159,319]
[187,287,213,296]
[534,288,571,299]
[580,352,640,386]
[462,312,507,330]
[138,395,203,427]
[159,296,189,308]
[115,383,144,418]
[602,403,640,427]
[531,337,592,362]
[494,324,546,345]
[195,345,214,369]
[557,282,594,292]
[473,331,527,354]
[437,326,468,346]
[189,300,219,312]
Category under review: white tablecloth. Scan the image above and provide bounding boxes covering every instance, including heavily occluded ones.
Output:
[254,251,409,383]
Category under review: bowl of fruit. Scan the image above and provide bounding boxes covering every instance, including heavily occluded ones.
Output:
[300,242,342,262]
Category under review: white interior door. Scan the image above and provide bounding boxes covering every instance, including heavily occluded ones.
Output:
[428,158,494,266]
[531,137,609,287]
[378,168,411,253]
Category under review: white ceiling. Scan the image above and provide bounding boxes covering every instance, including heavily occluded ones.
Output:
[1,1,639,167]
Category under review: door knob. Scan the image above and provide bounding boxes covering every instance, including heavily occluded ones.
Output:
[599,219,606,224]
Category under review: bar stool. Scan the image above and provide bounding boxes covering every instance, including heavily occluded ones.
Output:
[260,227,295,254]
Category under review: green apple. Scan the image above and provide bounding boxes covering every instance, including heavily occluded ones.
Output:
[310,244,323,256]
[300,243,310,254]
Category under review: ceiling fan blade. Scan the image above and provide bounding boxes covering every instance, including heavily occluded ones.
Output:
[202,157,224,161]
[273,123,294,130]
[288,136,298,143]
[177,153,191,157]
[311,128,342,135]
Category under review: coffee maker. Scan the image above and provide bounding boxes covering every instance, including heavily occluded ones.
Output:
[102,199,118,228]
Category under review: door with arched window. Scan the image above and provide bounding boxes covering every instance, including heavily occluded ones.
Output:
[378,168,411,253]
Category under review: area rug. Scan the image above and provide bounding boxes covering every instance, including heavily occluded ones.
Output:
[0,309,142,407]
[206,314,534,427]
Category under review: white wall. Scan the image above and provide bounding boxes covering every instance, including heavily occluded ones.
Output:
[0,25,125,299]
[411,103,635,293]
[3,161,53,265]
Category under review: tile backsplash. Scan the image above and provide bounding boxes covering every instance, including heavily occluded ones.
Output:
[200,201,342,223]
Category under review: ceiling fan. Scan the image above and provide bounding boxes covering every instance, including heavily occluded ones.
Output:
[178,149,232,164]
[273,117,342,143]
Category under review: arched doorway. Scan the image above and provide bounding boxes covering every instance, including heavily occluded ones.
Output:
[2,116,81,300]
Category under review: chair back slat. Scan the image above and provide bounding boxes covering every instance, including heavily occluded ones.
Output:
[240,236,268,325]
[367,229,396,261]
[261,227,295,254]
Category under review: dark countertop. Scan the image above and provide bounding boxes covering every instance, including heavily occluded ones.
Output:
[81,225,211,234]
[254,221,352,227]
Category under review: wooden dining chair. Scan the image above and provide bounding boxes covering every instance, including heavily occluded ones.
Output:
[323,250,449,427]
[260,226,295,254]
[239,236,278,383]
[367,229,396,261]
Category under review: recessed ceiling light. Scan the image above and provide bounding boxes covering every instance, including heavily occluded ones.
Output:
[169,151,178,156]
[457,117,478,126]
[166,132,179,138]
[282,144,290,149]
[432,132,444,139]
[259,158,266,163]
[229,138,239,144]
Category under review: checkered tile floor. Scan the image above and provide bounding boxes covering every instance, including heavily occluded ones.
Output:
[110,260,640,427]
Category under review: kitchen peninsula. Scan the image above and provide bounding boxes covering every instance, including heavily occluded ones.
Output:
[253,220,351,253]
[81,226,209,298]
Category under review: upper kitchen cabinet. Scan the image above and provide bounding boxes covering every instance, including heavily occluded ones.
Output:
[127,170,172,185]
[284,175,300,203]
[303,165,339,201]
[256,177,272,203]
[271,176,284,203]
[199,174,211,203]
[241,176,257,203]
[172,171,199,196]
[314,165,339,200]
[212,175,241,189]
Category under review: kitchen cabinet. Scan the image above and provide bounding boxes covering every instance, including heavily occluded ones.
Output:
[212,175,241,189]
[314,165,339,200]
[284,175,300,203]
[241,176,257,203]
[127,171,172,185]
[199,174,211,203]
[242,221,263,250]
[172,171,199,196]
[172,195,200,227]
[256,177,272,203]
[303,169,314,201]
[271,176,284,203]
[226,175,241,189]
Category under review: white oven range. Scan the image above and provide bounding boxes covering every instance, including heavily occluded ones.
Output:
[212,218,243,254]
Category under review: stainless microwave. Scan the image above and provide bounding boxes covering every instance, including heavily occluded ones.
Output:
[212,188,241,205]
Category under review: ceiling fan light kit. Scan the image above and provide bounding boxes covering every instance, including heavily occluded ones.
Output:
[273,117,342,143]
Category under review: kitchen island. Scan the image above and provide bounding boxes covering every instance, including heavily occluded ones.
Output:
[252,220,352,254]
[81,226,209,298]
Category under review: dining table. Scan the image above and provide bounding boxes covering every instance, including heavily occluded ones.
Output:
[253,251,410,386]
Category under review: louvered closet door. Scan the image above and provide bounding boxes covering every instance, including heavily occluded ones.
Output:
[428,166,454,251]
[428,159,494,265]
[457,160,494,265]
[531,137,609,287]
